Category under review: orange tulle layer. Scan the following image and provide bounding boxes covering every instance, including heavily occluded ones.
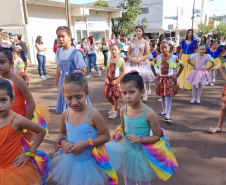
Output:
[0,160,41,185]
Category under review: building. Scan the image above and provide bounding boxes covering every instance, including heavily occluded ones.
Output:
[0,0,126,64]
[208,18,220,28]
[88,0,210,45]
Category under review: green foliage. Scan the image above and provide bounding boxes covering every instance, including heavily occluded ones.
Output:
[141,17,148,30]
[94,0,110,7]
[213,24,226,37]
[210,16,223,21]
[196,22,213,35]
[111,0,147,37]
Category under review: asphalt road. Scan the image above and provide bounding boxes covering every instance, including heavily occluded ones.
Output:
[27,59,226,185]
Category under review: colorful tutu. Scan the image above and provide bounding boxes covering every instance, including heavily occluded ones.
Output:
[106,139,157,182]
[186,69,211,85]
[206,57,221,69]
[156,76,178,97]
[0,160,41,185]
[104,77,121,97]
[51,148,109,185]
[125,59,155,82]
[222,85,226,104]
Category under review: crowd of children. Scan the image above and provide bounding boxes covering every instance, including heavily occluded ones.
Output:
[0,25,225,185]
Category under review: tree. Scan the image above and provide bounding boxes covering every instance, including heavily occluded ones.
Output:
[111,0,148,37]
[196,22,213,36]
[94,0,110,7]
[213,24,226,37]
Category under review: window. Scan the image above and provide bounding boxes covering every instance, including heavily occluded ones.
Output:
[75,17,86,23]
[181,7,183,16]
[88,31,105,42]
[82,30,87,39]
[141,7,149,14]
[168,24,173,29]
[77,30,81,44]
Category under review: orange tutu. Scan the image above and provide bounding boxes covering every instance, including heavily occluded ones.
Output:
[0,160,41,185]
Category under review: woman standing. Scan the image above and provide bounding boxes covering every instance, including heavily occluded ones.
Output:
[178,29,198,90]
[200,36,210,48]
[156,34,166,55]
[102,38,109,67]
[80,38,88,73]
[17,35,28,71]
[35,36,50,79]
[86,36,101,78]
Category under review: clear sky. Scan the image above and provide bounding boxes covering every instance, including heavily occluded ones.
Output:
[55,0,226,16]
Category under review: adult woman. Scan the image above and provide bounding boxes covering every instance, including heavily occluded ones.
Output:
[178,29,198,90]
[156,34,166,55]
[17,35,28,71]
[200,36,210,48]
[102,38,109,66]
[86,36,101,78]
[35,36,50,79]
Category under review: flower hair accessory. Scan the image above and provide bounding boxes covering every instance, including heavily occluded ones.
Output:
[15,45,22,51]
[0,43,11,49]
[73,70,83,74]
[127,70,139,75]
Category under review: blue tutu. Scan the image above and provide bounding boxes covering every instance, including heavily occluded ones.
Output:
[106,138,157,182]
[51,148,106,185]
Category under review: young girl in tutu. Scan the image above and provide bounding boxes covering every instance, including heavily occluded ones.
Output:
[0,43,35,119]
[205,40,225,85]
[151,41,184,123]
[104,43,125,119]
[51,72,119,185]
[209,62,226,133]
[125,25,155,101]
[107,71,178,184]
[186,44,216,104]
[55,26,91,114]
[12,45,29,86]
[0,78,48,185]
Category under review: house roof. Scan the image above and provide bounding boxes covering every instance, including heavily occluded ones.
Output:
[26,0,127,12]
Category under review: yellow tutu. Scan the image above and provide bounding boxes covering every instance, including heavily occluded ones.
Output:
[177,54,195,90]
[206,57,221,69]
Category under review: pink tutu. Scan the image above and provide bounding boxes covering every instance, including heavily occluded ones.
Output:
[186,69,211,85]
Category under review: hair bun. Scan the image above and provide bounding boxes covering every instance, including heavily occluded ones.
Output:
[127,70,139,75]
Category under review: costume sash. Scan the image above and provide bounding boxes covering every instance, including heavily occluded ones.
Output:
[91,141,118,185]
[113,126,178,181]
[21,137,50,185]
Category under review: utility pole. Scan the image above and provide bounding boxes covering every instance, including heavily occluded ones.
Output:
[65,0,71,29]
[192,0,195,29]
[22,0,29,24]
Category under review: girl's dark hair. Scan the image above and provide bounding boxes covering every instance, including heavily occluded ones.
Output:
[18,35,22,41]
[135,25,145,37]
[36,36,43,45]
[54,39,57,46]
[185,29,194,41]
[176,46,181,50]
[199,43,206,48]
[121,71,144,91]
[0,78,14,100]
[158,34,165,44]
[150,42,155,48]
[160,40,169,45]
[0,46,13,61]
[211,40,219,45]
[62,73,88,92]
[82,38,86,43]
[169,44,173,51]
[201,36,207,44]
[110,43,120,50]
[56,26,72,36]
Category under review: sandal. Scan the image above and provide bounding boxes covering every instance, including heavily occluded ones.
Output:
[208,127,222,133]
[109,112,118,119]
[108,106,114,115]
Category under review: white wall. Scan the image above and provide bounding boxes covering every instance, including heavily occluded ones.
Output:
[27,5,67,63]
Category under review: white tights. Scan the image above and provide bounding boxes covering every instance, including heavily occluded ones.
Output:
[125,177,151,185]
[161,96,172,119]
[191,84,202,101]
[210,69,217,82]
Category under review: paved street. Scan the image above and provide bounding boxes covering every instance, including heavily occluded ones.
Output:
[27,60,226,185]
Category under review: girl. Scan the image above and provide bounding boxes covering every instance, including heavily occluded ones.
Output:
[186,44,215,104]
[150,42,157,58]
[51,73,118,185]
[55,26,91,114]
[0,43,35,120]
[206,40,225,85]
[104,43,125,119]
[178,29,198,90]
[86,36,101,78]
[169,44,173,54]
[53,39,58,54]
[199,36,210,48]
[156,34,166,55]
[0,78,48,185]
[110,72,174,184]
[209,63,226,133]
[151,41,184,123]
[173,46,181,58]
[12,45,29,86]
[125,25,155,102]
[35,36,50,79]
